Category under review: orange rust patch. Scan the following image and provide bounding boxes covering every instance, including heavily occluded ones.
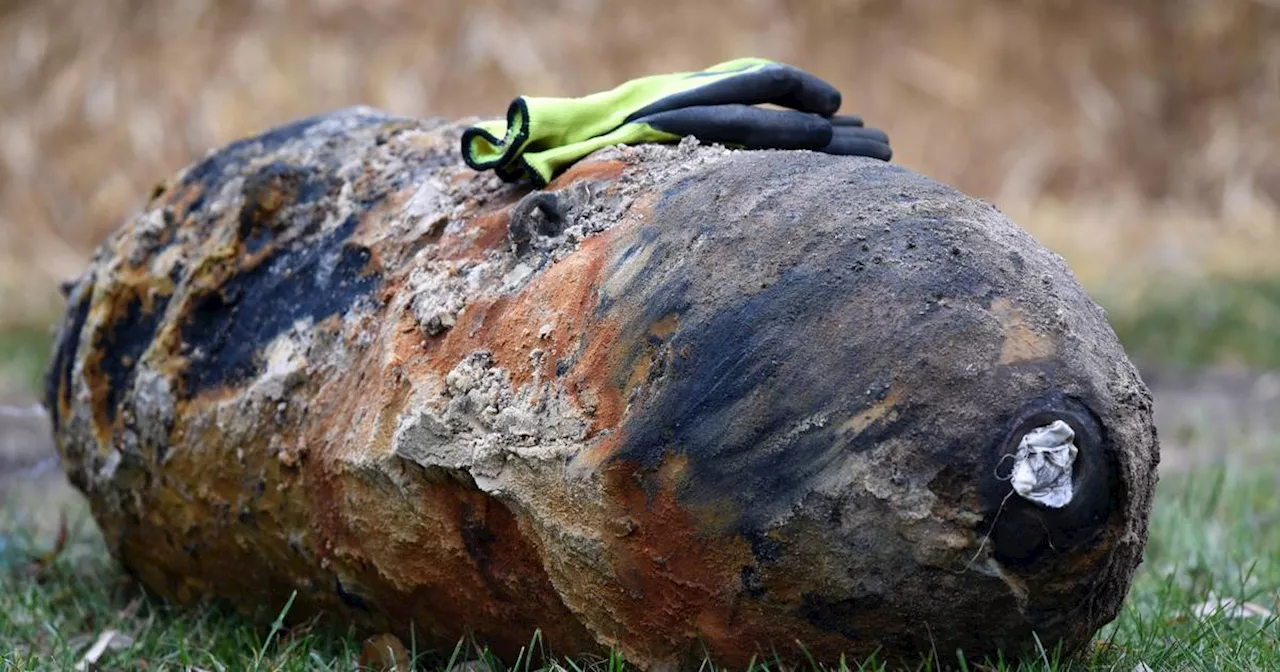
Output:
[656,452,690,488]
[562,316,629,486]
[320,468,600,658]
[300,338,599,656]
[371,373,414,457]
[989,298,1059,364]
[838,385,903,436]
[547,159,628,190]
[492,237,609,389]
[111,372,337,629]
[595,459,850,669]
[1000,323,1058,364]
[81,351,112,449]
[387,308,430,370]
[563,220,671,466]
[450,209,512,256]
[435,189,531,260]
[600,460,754,663]
[168,182,210,220]
[616,313,681,416]
[648,312,679,340]
[623,351,655,402]
[412,224,618,395]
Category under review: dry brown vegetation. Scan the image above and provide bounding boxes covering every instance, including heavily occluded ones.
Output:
[1,0,1278,327]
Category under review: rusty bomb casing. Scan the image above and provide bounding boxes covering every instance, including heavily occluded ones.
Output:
[48,108,1159,668]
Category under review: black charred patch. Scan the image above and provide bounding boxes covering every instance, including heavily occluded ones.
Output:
[238,162,338,253]
[45,283,94,428]
[457,498,527,606]
[459,502,498,580]
[743,528,782,564]
[612,163,1005,539]
[176,110,388,216]
[168,262,186,287]
[96,291,172,425]
[179,214,380,397]
[798,593,860,639]
[739,565,766,598]
[335,577,372,612]
[797,589,895,644]
[615,243,950,530]
[660,173,703,202]
[177,116,325,216]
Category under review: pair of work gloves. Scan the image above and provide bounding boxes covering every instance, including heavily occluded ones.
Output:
[462,57,892,187]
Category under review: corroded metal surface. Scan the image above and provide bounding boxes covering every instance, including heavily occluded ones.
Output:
[48,108,1159,669]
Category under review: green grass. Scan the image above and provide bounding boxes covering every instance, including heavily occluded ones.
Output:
[2,465,1278,671]
[1103,276,1280,370]
[0,324,52,397]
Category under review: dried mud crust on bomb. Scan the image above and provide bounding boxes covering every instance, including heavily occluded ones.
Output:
[48,108,1158,669]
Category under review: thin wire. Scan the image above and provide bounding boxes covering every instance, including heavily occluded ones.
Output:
[993,452,1017,481]
[959,487,1016,573]
[957,453,1020,573]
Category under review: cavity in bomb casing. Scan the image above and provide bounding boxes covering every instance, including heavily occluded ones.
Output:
[47,109,1158,669]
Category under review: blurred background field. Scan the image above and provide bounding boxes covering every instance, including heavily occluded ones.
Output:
[2,0,1280,382]
[0,0,1278,668]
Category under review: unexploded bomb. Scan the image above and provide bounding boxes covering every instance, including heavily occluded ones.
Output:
[48,108,1158,668]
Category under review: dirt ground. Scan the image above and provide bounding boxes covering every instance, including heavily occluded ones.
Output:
[1145,367,1280,471]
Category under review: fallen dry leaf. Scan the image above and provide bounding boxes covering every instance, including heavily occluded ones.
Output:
[117,596,143,620]
[1091,639,1126,656]
[1191,596,1274,620]
[74,629,134,671]
[358,633,411,671]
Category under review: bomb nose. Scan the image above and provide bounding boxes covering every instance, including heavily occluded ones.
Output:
[985,395,1118,566]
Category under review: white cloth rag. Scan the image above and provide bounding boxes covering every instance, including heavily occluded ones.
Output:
[1009,419,1078,508]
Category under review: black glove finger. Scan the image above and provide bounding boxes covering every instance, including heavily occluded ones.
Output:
[639,104,833,150]
[626,64,842,122]
[758,64,843,116]
[830,114,865,128]
[834,124,889,144]
[822,125,893,161]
